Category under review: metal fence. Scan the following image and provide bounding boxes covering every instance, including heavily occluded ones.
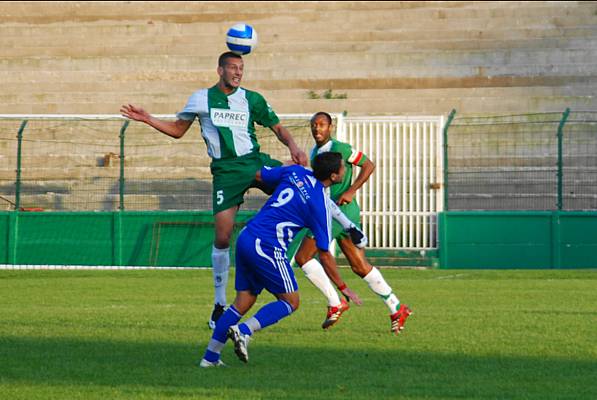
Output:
[337,116,445,250]
[0,114,322,212]
[444,109,597,211]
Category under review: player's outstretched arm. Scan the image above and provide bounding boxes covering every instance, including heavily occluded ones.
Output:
[318,250,362,305]
[270,123,308,166]
[120,104,193,139]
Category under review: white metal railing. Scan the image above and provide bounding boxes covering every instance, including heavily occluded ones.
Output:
[336,116,444,250]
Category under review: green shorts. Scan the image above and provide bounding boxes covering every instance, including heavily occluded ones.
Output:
[210,152,282,215]
[307,200,361,241]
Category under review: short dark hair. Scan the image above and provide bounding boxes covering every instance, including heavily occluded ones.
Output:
[311,111,333,125]
[312,152,342,181]
[218,51,242,67]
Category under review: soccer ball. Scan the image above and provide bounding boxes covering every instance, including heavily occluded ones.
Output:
[226,23,258,55]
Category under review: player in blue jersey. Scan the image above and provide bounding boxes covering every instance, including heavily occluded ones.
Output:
[199,152,361,367]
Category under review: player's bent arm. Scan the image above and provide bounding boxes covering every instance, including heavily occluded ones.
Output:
[328,201,368,248]
[351,159,375,192]
[270,124,308,166]
[337,159,375,205]
[328,201,353,229]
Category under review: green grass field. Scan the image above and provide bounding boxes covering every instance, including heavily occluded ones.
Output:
[1,269,596,400]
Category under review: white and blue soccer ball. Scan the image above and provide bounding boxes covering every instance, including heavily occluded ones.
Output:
[226,23,258,55]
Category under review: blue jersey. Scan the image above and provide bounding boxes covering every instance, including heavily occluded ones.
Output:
[244,165,333,253]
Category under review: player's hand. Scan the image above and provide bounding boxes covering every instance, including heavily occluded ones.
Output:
[290,147,308,166]
[340,286,362,305]
[120,104,150,123]
[347,225,368,249]
[336,191,355,205]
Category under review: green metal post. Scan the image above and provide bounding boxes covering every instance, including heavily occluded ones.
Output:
[10,120,28,265]
[15,120,27,211]
[7,212,18,265]
[443,109,456,211]
[119,120,129,211]
[551,211,561,269]
[556,108,570,211]
[116,120,129,266]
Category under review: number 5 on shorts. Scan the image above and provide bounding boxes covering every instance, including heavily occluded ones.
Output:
[216,190,224,205]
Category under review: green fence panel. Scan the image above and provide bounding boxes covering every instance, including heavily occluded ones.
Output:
[120,211,216,267]
[439,211,552,269]
[559,212,597,269]
[440,211,597,269]
[0,213,8,263]
[15,212,114,265]
[0,210,256,267]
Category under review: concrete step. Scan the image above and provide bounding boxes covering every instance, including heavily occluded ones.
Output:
[2,3,595,34]
[4,47,597,73]
[3,93,594,116]
[3,85,597,109]
[2,69,597,102]
[6,35,597,59]
[0,166,212,180]
[256,94,597,115]
[15,192,214,212]
[1,0,591,18]
[0,78,597,109]
[3,15,597,44]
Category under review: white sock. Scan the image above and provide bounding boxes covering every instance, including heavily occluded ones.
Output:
[243,316,262,334]
[301,259,341,307]
[328,201,354,230]
[363,267,400,313]
[211,245,229,306]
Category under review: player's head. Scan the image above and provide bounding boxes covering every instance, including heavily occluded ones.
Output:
[312,151,344,185]
[310,112,333,146]
[217,52,244,91]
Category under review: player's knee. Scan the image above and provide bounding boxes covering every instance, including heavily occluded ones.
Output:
[350,260,372,278]
[214,233,232,248]
[281,295,300,311]
[294,252,311,267]
[287,297,300,311]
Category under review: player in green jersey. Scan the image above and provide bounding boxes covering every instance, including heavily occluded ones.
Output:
[294,112,412,334]
[120,52,308,329]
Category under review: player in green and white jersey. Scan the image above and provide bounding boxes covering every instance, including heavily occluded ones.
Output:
[294,112,412,334]
[120,52,308,329]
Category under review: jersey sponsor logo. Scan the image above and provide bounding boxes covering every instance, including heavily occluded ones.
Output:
[210,108,249,128]
[290,172,310,203]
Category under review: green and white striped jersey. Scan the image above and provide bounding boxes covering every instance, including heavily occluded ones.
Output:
[176,85,280,160]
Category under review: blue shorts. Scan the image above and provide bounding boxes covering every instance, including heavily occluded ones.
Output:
[235,229,298,295]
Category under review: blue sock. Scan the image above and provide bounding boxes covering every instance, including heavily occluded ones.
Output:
[203,305,243,362]
[238,300,294,335]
